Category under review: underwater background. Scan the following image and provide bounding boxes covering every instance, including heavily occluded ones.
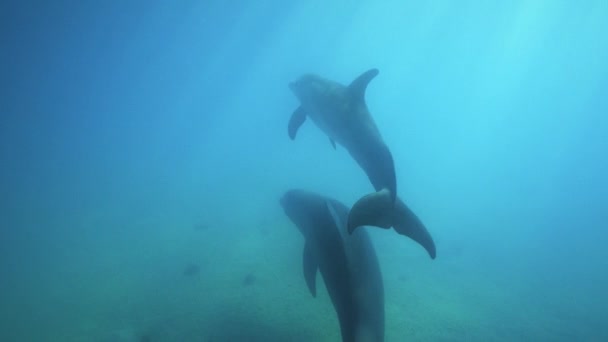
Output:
[1,1,607,341]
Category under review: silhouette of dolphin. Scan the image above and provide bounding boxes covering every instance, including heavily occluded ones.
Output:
[287,69,435,258]
[280,189,384,342]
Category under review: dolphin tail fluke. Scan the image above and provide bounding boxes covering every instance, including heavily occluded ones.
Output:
[392,198,436,259]
[347,190,437,259]
[347,189,394,233]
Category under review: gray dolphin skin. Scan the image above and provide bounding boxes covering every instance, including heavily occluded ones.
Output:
[287,69,436,259]
[280,189,384,342]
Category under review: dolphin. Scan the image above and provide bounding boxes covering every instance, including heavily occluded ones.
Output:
[280,189,384,342]
[287,69,436,259]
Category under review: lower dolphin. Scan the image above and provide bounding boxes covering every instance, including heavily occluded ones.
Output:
[280,189,384,342]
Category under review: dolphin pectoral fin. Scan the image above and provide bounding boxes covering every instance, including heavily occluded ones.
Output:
[302,241,318,297]
[347,189,393,234]
[348,68,379,100]
[288,106,307,140]
[329,138,336,149]
[392,198,437,259]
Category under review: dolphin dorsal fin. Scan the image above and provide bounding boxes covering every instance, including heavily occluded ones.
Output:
[348,68,379,101]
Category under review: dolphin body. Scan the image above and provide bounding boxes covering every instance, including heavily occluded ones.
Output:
[280,189,384,342]
[287,69,436,259]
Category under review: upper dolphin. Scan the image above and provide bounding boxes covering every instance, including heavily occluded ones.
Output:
[287,68,436,259]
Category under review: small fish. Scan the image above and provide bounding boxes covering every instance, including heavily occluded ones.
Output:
[194,223,209,231]
[183,264,200,277]
[242,273,256,286]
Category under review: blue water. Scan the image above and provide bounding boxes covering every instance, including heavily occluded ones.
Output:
[1,1,607,341]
